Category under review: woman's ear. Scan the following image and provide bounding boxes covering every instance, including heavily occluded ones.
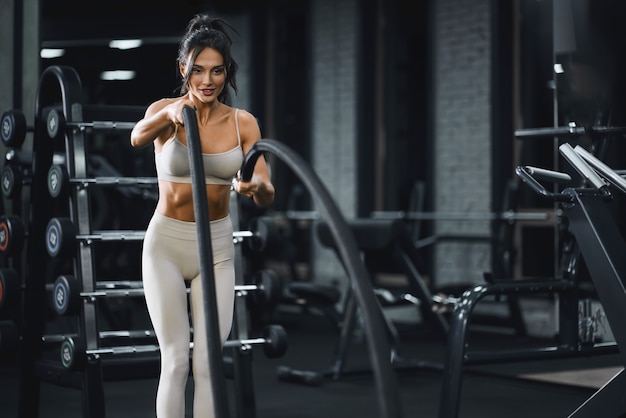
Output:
[179,62,186,78]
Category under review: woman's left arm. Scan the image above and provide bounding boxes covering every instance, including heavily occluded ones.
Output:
[235,110,275,207]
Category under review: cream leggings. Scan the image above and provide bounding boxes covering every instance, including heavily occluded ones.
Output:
[142,212,235,418]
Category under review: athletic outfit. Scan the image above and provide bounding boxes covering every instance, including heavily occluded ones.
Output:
[142,108,243,418]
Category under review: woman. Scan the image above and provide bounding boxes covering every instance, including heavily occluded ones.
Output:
[130,14,274,418]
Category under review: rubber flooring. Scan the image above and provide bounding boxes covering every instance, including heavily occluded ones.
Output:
[0,309,623,418]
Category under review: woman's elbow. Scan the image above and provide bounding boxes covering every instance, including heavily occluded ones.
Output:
[130,129,147,148]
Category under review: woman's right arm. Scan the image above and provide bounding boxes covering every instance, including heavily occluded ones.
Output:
[130,99,176,148]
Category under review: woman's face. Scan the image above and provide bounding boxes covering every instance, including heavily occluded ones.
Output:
[181,47,226,105]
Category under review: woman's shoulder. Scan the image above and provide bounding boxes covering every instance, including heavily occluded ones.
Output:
[233,107,258,126]
[145,97,181,115]
[233,108,261,142]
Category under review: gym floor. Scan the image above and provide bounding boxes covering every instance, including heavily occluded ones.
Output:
[0,306,622,418]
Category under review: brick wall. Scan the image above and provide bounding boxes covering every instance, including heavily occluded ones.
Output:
[432,0,493,287]
[310,0,359,288]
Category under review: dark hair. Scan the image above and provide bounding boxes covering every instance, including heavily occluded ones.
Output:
[177,14,239,103]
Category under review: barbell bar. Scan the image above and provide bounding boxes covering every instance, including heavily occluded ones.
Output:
[47,164,157,199]
[46,108,136,140]
[515,123,626,139]
[370,210,550,222]
[59,324,287,370]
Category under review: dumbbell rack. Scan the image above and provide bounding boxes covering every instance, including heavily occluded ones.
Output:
[18,65,134,418]
[228,188,259,418]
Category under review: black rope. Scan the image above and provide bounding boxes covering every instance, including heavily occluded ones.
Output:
[182,106,230,418]
[240,139,402,418]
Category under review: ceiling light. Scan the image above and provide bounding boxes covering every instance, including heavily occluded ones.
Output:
[40,48,65,59]
[554,63,564,74]
[109,39,143,50]
[100,70,136,81]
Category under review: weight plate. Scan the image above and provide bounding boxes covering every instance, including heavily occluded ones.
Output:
[47,108,60,139]
[60,338,75,369]
[253,269,282,307]
[52,275,79,316]
[263,324,288,358]
[53,278,69,315]
[45,219,62,257]
[1,110,26,148]
[47,165,66,198]
[45,217,75,258]
[1,166,15,199]
[0,218,9,254]
[1,112,12,144]
[0,216,25,256]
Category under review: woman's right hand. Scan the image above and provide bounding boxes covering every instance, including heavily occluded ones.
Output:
[165,98,196,127]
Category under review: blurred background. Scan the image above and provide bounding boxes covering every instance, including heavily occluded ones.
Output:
[2,0,626,349]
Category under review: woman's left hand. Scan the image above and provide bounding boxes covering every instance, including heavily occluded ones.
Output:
[233,171,274,207]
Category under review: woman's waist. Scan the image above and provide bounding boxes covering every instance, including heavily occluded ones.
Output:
[157,182,231,221]
[149,211,233,240]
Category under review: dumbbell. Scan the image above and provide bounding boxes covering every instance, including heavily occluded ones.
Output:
[51,269,281,316]
[46,164,158,199]
[240,269,282,308]
[1,164,31,199]
[0,216,26,257]
[51,275,156,316]
[46,216,262,258]
[46,108,137,140]
[245,216,283,253]
[45,217,146,258]
[59,324,288,370]
[1,109,31,148]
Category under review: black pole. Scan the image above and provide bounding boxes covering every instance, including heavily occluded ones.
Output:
[182,106,230,418]
[240,139,402,418]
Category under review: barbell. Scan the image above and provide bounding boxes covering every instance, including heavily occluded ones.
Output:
[59,324,288,370]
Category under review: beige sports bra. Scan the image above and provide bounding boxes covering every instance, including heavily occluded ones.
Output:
[155,108,243,185]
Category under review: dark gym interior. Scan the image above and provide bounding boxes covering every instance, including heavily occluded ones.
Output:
[2,0,626,417]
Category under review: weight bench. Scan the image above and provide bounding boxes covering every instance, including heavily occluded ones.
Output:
[277,217,448,385]
[282,281,343,327]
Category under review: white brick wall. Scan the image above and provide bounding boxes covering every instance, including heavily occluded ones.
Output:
[432,0,493,287]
